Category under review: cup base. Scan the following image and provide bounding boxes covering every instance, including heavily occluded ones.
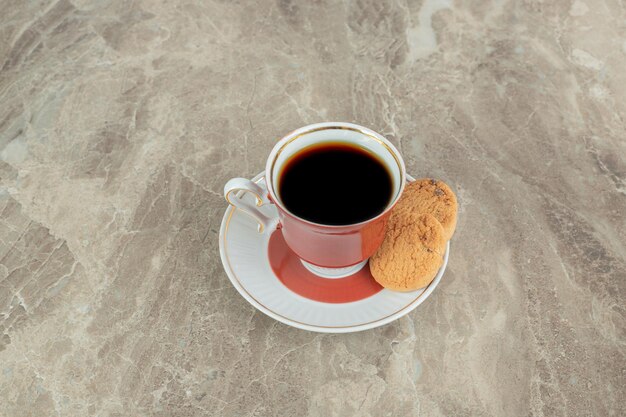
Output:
[300,259,368,279]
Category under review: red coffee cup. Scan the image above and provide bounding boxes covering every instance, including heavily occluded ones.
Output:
[224,122,406,277]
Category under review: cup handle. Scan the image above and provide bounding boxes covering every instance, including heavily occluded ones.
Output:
[224,177,278,233]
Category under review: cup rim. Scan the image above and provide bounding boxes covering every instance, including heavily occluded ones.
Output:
[264,122,406,229]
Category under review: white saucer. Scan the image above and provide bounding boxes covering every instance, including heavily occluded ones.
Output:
[218,173,449,333]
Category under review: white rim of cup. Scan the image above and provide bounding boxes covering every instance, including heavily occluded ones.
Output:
[264,122,406,228]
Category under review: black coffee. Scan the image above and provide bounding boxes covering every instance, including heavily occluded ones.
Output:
[278,143,393,225]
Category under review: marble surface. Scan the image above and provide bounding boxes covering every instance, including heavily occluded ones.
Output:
[1,0,625,415]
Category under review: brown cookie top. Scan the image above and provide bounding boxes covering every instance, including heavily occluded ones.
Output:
[392,179,458,241]
[369,213,446,292]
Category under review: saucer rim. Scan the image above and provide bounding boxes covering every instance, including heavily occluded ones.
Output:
[219,172,449,333]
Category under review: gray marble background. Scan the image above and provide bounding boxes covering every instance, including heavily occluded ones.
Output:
[0,0,624,415]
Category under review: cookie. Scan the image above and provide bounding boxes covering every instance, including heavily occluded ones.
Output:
[370,213,446,291]
[392,179,458,241]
